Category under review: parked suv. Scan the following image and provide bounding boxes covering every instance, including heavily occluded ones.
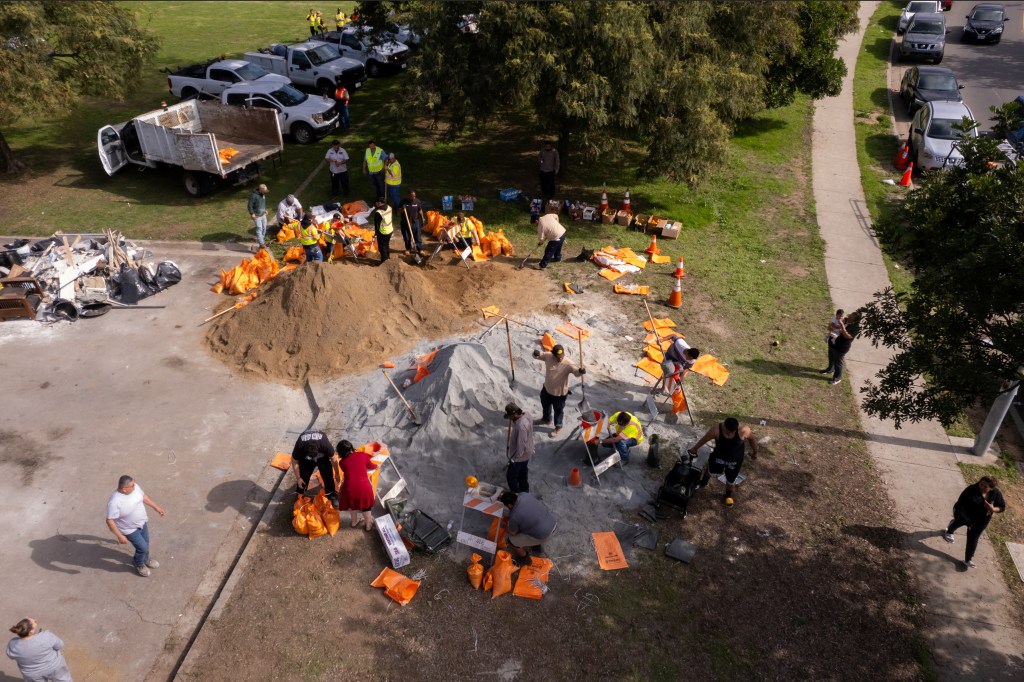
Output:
[900,12,947,63]
[909,100,977,171]
[898,1,940,34]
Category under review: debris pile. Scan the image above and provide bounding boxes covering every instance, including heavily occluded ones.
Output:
[0,231,181,322]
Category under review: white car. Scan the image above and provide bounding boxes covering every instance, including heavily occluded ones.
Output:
[898,0,941,34]
[908,100,977,170]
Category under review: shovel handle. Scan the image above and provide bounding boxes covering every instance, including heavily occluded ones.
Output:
[505,318,515,383]
[381,368,418,418]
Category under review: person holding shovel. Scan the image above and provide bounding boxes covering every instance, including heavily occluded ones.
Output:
[536,208,566,269]
[532,344,584,438]
[504,402,535,493]
[369,199,394,263]
[399,190,425,255]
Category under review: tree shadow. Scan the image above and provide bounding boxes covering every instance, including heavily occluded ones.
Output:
[28,534,135,575]
[732,358,823,378]
[871,86,891,110]
[843,524,962,567]
[206,479,273,517]
[733,117,788,139]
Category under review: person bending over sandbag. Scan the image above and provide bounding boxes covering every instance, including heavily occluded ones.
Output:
[500,491,556,567]
[291,429,340,509]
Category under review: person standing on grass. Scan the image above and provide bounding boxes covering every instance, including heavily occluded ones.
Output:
[504,402,535,494]
[823,311,861,386]
[689,417,759,507]
[297,211,324,263]
[943,476,1006,569]
[248,183,269,249]
[538,140,559,197]
[333,77,350,130]
[105,475,165,577]
[6,618,72,682]
[535,208,566,269]
[532,344,584,438]
[384,153,402,208]
[325,139,350,198]
[363,140,386,202]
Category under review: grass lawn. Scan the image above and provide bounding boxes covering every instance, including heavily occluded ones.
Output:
[6,3,930,678]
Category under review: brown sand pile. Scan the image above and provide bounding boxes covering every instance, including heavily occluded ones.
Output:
[205,259,553,384]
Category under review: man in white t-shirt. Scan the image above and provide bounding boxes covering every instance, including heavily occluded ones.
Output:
[105,475,165,577]
[325,139,350,197]
[276,194,303,227]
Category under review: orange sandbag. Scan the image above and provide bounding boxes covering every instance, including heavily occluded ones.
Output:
[513,557,553,600]
[489,550,519,599]
[598,268,625,281]
[541,332,555,351]
[471,245,489,261]
[270,452,292,470]
[487,517,507,549]
[469,216,485,240]
[283,246,306,264]
[322,506,340,536]
[210,283,224,294]
[651,254,671,264]
[304,505,327,539]
[501,237,514,256]
[635,357,663,380]
[690,354,730,386]
[467,553,484,589]
[292,501,309,536]
[643,317,676,332]
[613,284,650,296]
[593,531,628,570]
[413,364,430,383]
[671,389,688,414]
[370,567,421,605]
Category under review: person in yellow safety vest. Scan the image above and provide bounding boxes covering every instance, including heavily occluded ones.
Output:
[600,411,645,465]
[451,212,476,252]
[384,153,402,207]
[314,11,325,36]
[298,211,324,263]
[335,8,346,29]
[362,140,386,201]
[307,8,318,38]
[369,199,394,263]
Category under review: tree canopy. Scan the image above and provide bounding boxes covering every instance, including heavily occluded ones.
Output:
[358,0,857,181]
[860,132,1024,428]
[0,1,157,173]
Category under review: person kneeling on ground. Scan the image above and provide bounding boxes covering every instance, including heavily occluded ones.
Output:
[943,476,1006,569]
[688,417,758,507]
[500,491,556,567]
[291,428,340,509]
[600,411,644,464]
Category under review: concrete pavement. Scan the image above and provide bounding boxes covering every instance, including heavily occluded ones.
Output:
[813,2,1024,678]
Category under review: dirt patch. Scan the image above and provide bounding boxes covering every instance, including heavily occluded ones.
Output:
[0,429,62,485]
[205,259,554,386]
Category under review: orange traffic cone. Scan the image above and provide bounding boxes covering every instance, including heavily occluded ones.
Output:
[568,467,581,487]
[894,141,910,171]
[667,276,682,309]
[899,162,913,187]
[621,189,632,214]
[673,256,685,279]
[599,189,608,213]
[645,234,659,256]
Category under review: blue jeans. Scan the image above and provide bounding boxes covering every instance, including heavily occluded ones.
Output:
[340,103,350,129]
[253,215,268,246]
[387,184,401,208]
[303,244,323,262]
[125,523,150,568]
[602,438,638,463]
[539,235,565,268]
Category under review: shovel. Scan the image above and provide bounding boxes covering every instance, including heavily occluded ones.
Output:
[505,318,516,388]
[332,224,360,262]
[401,207,424,265]
[516,243,541,271]
[577,335,594,413]
[381,368,422,426]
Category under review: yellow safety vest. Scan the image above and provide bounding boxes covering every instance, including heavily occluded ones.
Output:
[376,206,394,235]
[457,219,473,239]
[365,147,384,173]
[610,412,644,444]
[336,11,345,28]
[298,221,319,246]
[308,12,317,28]
[385,160,402,186]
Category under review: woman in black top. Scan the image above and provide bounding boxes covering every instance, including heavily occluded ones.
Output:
[823,311,861,386]
[943,476,1006,568]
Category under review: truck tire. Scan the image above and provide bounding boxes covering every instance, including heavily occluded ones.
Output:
[366,60,381,77]
[180,86,199,101]
[292,122,315,145]
[183,171,214,197]
[317,78,334,95]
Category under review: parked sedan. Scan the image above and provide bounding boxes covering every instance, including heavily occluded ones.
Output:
[962,3,1008,43]
[900,65,964,113]
[909,100,978,170]
[899,0,940,34]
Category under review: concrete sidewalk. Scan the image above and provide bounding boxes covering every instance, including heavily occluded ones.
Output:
[813,2,1024,678]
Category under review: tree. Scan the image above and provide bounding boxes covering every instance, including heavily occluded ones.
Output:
[0,1,158,173]
[358,1,857,181]
[859,131,1024,428]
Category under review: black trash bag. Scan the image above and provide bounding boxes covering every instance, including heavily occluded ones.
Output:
[3,238,29,250]
[30,237,61,252]
[139,265,159,288]
[155,261,182,289]
[115,264,150,304]
[646,434,661,468]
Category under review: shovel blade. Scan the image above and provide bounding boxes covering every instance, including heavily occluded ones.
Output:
[645,393,658,421]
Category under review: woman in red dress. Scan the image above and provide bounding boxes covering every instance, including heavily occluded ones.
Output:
[336,440,378,531]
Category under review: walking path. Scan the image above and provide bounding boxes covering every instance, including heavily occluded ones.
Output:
[812,2,1024,678]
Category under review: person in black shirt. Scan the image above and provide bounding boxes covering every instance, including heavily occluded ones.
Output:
[291,429,340,509]
[688,417,759,507]
[824,311,861,386]
[943,476,1006,569]
[399,191,425,255]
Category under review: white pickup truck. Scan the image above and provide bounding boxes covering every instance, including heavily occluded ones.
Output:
[243,41,365,95]
[320,28,410,77]
[221,81,338,145]
[97,100,283,197]
[166,59,290,100]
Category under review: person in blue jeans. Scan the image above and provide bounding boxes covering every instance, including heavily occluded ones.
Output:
[599,411,645,465]
[536,209,566,269]
[106,475,166,577]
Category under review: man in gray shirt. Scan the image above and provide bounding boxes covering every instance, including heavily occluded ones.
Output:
[500,490,556,566]
[504,402,535,494]
[538,140,559,197]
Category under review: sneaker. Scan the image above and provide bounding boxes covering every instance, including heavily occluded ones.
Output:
[723,494,734,507]
[965,560,976,569]
[534,419,552,426]
[829,378,841,386]
[136,565,151,577]
[145,559,160,569]
[327,493,340,509]
[943,532,954,544]
[550,427,562,438]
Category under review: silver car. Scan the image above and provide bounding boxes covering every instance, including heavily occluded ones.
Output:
[900,12,947,63]
[898,0,940,33]
[909,100,977,170]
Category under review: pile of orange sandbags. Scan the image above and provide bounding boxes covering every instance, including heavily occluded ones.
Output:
[211,247,282,295]
[479,229,514,258]
[276,220,298,243]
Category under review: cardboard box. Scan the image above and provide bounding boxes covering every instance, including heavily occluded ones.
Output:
[661,222,681,239]
[616,211,631,226]
[631,214,650,232]
[647,215,666,233]
[601,209,616,224]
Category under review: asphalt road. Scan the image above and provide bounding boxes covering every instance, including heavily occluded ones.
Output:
[892,0,1024,133]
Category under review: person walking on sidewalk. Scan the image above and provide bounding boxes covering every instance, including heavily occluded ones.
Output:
[943,476,1006,569]
[504,402,535,493]
[363,140,386,201]
[536,208,566,269]
[6,618,72,682]
[532,344,584,438]
[325,139,350,197]
[822,311,861,386]
[106,475,165,577]
[248,183,269,248]
[689,418,758,507]
[538,140,560,197]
